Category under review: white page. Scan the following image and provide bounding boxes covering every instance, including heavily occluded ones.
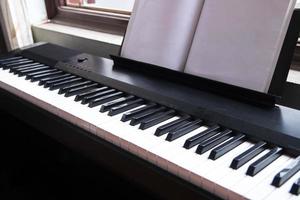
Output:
[185,0,296,93]
[121,0,205,71]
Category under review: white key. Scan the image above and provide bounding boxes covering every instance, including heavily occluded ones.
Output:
[264,171,300,200]
[229,155,290,200]
[245,155,293,200]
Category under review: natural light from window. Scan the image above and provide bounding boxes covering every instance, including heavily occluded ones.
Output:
[66,0,135,13]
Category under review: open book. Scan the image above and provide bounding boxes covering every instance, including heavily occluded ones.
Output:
[121,0,297,93]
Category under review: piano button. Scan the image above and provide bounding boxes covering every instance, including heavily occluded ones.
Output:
[75,87,109,102]
[230,141,267,170]
[108,99,145,116]
[10,63,44,73]
[139,110,176,130]
[31,71,64,82]
[81,89,116,104]
[88,91,124,108]
[25,69,58,80]
[129,107,167,126]
[44,75,77,88]
[166,119,203,141]
[272,156,300,187]
[65,83,99,97]
[246,146,282,177]
[183,125,221,149]
[154,115,191,136]
[39,74,73,86]
[58,81,93,94]
[100,95,136,113]
[195,129,233,154]
[121,103,157,122]
[290,178,300,195]
[18,66,51,76]
[209,133,246,160]
[49,77,83,91]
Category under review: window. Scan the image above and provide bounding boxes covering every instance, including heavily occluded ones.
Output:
[44,0,133,35]
[65,0,135,14]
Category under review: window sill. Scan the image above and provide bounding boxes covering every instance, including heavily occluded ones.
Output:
[32,22,123,58]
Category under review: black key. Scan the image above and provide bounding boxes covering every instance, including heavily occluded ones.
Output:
[272,156,300,187]
[10,63,43,73]
[65,83,99,97]
[130,107,166,126]
[58,81,92,94]
[26,69,58,80]
[166,119,203,142]
[39,74,72,86]
[290,178,300,195]
[1,58,29,66]
[154,115,191,136]
[18,66,50,76]
[88,92,124,108]
[0,56,23,63]
[121,103,157,122]
[246,147,282,176]
[100,95,136,112]
[139,110,176,130]
[196,129,233,154]
[230,141,267,170]
[49,77,83,90]
[184,125,221,149]
[81,89,116,104]
[75,87,109,102]
[44,75,77,88]
[108,99,144,116]
[31,71,64,82]
[3,60,34,69]
[209,134,246,160]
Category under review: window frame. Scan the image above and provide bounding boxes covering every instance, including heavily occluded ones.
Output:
[44,0,130,36]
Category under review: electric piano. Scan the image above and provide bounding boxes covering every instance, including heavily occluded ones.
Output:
[1,11,300,200]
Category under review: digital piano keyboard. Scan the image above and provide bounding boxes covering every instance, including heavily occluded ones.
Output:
[1,42,300,200]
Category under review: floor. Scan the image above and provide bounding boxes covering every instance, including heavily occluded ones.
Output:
[0,112,158,200]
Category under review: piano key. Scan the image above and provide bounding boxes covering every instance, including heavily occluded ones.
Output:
[81,89,116,104]
[10,63,44,73]
[100,95,136,113]
[88,91,124,108]
[166,119,203,141]
[1,58,30,66]
[121,103,157,122]
[230,141,267,170]
[130,107,167,126]
[39,74,72,86]
[49,77,83,91]
[290,178,300,195]
[229,154,290,200]
[209,133,246,160]
[25,69,58,80]
[44,75,77,88]
[139,110,176,130]
[108,99,145,116]
[154,115,191,136]
[246,146,282,176]
[195,129,233,154]
[183,125,221,149]
[65,83,99,97]
[31,71,64,82]
[58,80,93,94]
[272,156,300,187]
[0,56,23,62]
[17,66,51,76]
[2,60,34,69]
[264,171,300,200]
[75,87,109,102]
